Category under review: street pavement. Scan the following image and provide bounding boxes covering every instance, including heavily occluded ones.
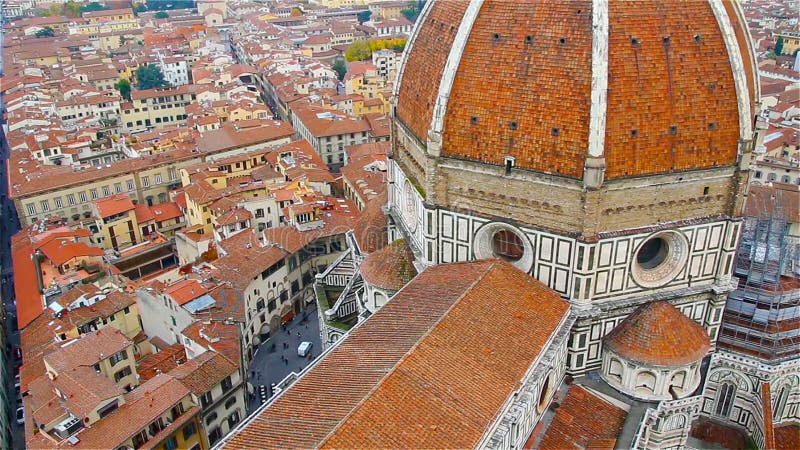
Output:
[1,124,24,448]
[246,305,322,411]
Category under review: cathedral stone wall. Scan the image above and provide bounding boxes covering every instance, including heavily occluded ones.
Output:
[431,157,741,238]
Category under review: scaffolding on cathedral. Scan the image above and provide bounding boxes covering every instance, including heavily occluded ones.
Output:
[718,184,800,362]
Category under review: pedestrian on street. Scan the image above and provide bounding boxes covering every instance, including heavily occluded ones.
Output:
[284,359,288,366]
[307,352,312,361]
[296,331,301,338]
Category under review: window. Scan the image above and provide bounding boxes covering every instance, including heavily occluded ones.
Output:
[171,316,177,326]
[102,186,111,196]
[492,229,524,262]
[155,174,163,184]
[142,176,150,187]
[256,299,265,311]
[124,306,130,314]
[221,376,233,392]
[127,180,135,191]
[79,191,88,203]
[26,203,36,215]
[67,194,76,206]
[209,428,222,445]
[635,371,657,394]
[109,350,126,366]
[225,396,237,409]
[268,299,276,312]
[182,422,197,440]
[168,168,177,181]
[773,386,789,420]
[205,411,218,425]
[90,189,99,200]
[114,183,122,193]
[227,411,240,428]
[54,197,63,208]
[113,366,132,382]
[164,436,178,450]
[637,237,669,269]
[200,391,213,408]
[714,382,736,418]
[40,200,50,212]
[608,359,623,382]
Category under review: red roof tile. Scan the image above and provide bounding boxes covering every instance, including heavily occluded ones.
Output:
[168,351,237,395]
[223,259,569,449]
[352,190,388,254]
[359,240,416,290]
[398,0,752,179]
[93,193,135,218]
[604,301,710,366]
[535,385,628,450]
[165,278,209,305]
[775,423,800,450]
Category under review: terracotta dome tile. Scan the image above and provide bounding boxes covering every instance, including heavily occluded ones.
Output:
[360,240,416,291]
[603,301,710,366]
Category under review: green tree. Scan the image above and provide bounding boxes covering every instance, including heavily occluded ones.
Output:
[115,79,132,100]
[134,2,148,13]
[35,26,55,38]
[63,0,81,18]
[119,35,127,46]
[774,36,784,56]
[155,11,169,18]
[135,64,168,90]
[357,10,372,24]
[332,59,347,81]
[345,40,372,62]
[79,2,108,13]
[401,0,425,22]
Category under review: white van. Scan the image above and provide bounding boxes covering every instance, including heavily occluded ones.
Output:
[297,341,313,357]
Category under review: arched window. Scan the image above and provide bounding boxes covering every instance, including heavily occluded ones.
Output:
[537,375,551,412]
[714,382,736,418]
[670,371,687,391]
[608,359,624,383]
[773,385,790,420]
[374,291,387,309]
[635,371,657,394]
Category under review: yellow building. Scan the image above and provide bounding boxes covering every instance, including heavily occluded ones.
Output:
[775,31,800,55]
[72,8,139,35]
[92,193,144,251]
[122,84,198,131]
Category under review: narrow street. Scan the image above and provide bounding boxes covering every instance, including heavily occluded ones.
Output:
[1,123,24,448]
[245,305,322,412]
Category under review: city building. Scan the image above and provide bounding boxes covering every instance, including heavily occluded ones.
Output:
[218,1,800,450]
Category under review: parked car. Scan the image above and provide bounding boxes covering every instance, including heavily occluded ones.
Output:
[297,341,313,357]
[14,373,20,392]
[15,407,24,425]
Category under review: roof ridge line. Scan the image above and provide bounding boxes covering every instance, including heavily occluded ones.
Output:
[317,259,500,448]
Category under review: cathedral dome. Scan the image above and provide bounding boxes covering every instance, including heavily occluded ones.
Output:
[395,0,758,179]
[360,240,417,291]
[604,301,710,367]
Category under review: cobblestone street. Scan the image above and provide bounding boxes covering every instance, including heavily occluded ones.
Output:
[246,304,321,411]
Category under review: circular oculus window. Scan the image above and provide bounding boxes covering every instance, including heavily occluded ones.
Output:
[474,223,534,272]
[630,231,689,288]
